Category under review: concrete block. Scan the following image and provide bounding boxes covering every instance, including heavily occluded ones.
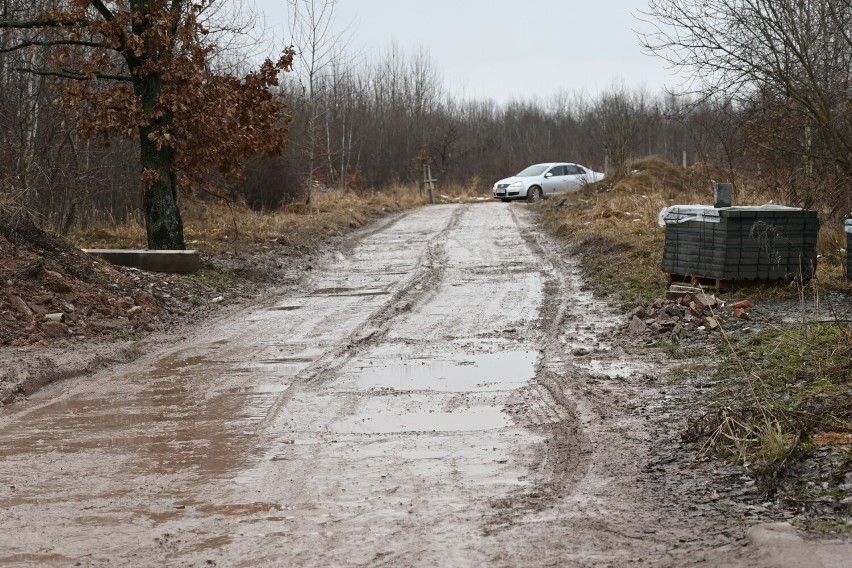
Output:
[83,249,201,274]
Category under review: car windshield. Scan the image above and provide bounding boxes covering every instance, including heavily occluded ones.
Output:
[515,165,550,177]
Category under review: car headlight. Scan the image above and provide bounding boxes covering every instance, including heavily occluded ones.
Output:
[509,181,524,188]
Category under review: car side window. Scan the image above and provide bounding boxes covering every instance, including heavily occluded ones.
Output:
[576,166,587,174]
[565,165,580,175]
[549,166,566,176]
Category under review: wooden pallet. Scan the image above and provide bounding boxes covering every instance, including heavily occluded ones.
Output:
[666,273,734,290]
[667,273,812,290]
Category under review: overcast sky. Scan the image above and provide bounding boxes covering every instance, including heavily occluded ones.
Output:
[250,0,680,104]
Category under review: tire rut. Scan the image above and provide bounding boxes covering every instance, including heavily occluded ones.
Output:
[483,207,594,533]
[257,205,466,431]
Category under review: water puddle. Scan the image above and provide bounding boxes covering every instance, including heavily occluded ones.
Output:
[339,351,538,393]
[225,384,289,395]
[269,306,302,311]
[311,287,389,297]
[330,406,511,434]
[150,354,225,378]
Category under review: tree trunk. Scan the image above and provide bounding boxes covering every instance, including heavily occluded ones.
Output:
[139,125,185,250]
[129,0,186,250]
[134,72,185,250]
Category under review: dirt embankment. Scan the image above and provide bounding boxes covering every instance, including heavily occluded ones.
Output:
[0,203,406,405]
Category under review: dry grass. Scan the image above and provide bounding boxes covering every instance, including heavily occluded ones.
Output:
[542,158,712,307]
[69,181,496,251]
[547,157,852,512]
[541,156,851,307]
[817,225,849,282]
[428,178,494,204]
[685,317,852,508]
[70,186,429,252]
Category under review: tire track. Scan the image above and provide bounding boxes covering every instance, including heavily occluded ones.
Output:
[483,207,594,532]
[257,206,465,431]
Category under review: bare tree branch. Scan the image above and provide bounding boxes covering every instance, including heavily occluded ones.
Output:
[14,66,133,82]
[89,0,115,22]
[1,39,105,54]
[0,18,88,29]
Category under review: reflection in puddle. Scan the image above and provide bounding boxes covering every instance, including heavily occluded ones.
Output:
[331,406,511,434]
[342,351,538,393]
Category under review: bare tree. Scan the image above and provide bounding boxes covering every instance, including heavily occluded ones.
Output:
[286,0,352,204]
[640,0,852,183]
[587,84,651,175]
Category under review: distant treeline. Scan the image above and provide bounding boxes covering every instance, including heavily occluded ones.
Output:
[2,1,850,231]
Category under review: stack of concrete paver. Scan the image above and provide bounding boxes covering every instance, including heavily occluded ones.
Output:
[662,205,820,282]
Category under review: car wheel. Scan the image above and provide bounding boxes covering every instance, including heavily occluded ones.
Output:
[526,186,542,203]
[500,198,511,203]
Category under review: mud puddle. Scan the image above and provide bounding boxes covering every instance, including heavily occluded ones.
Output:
[336,350,538,393]
[330,405,512,434]
[311,287,390,297]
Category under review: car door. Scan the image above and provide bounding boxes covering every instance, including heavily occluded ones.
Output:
[564,164,585,191]
[542,165,566,194]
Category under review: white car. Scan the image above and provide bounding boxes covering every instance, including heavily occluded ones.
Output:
[492,162,605,202]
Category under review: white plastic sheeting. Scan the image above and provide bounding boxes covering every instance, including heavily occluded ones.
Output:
[658,204,809,227]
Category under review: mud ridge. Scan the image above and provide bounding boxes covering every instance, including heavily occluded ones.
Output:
[257,207,464,431]
[305,206,462,382]
[0,344,143,405]
[483,209,594,532]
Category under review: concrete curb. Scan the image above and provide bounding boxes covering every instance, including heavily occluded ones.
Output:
[83,249,201,273]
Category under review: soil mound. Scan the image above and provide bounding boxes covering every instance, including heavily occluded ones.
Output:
[0,210,199,346]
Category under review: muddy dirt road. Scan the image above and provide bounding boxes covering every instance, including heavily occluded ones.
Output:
[0,204,764,566]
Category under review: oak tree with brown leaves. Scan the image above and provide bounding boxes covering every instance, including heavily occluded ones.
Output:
[0,1,294,249]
